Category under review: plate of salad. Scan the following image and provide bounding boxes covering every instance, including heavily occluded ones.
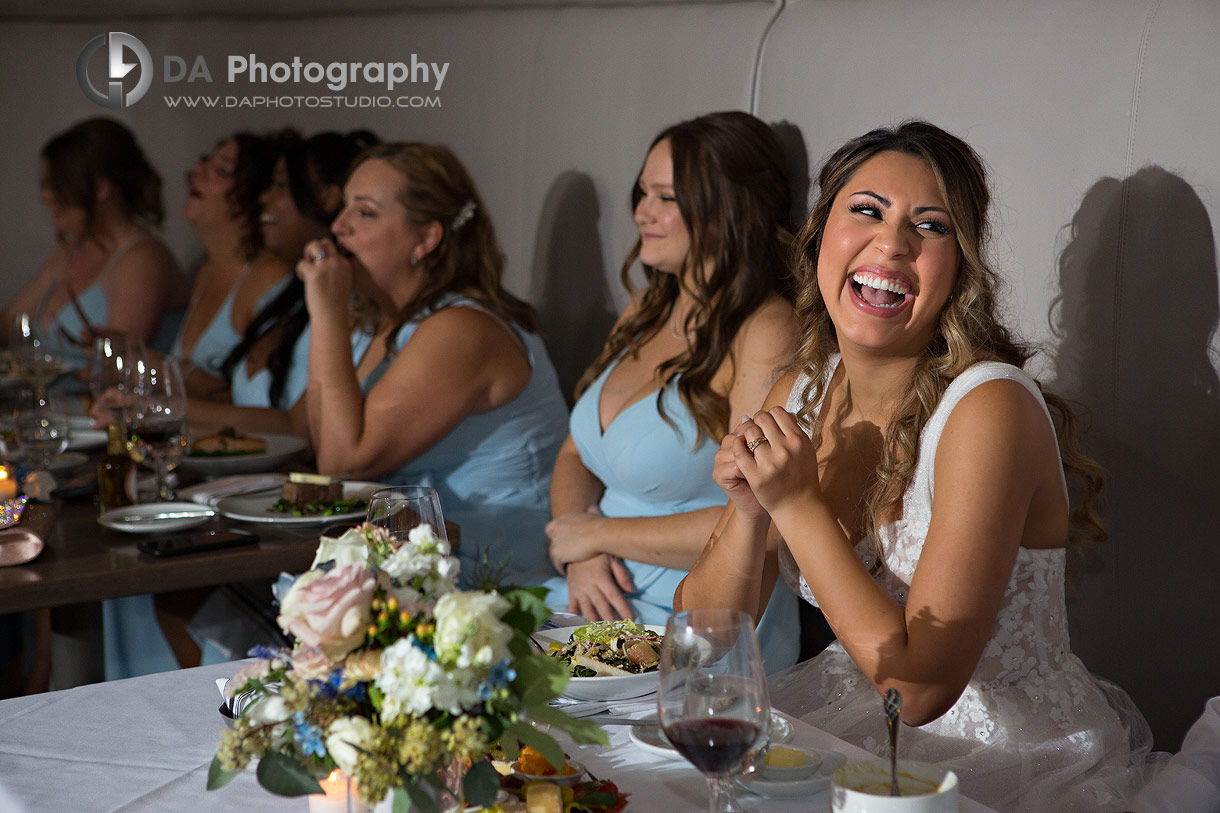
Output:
[535,620,665,701]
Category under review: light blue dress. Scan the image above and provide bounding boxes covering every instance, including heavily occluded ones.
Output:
[541,358,801,675]
[42,233,143,368]
[229,321,313,409]
[362,294,568,586]
[169,268,289,380]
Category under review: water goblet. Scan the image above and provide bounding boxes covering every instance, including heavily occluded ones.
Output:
[9,312,69,401]
[657,607,770,813]
[122,357,187,501]
[13,389,70,470]
[365,486,447,544]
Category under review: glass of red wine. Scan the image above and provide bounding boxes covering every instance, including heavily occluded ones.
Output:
[658,607,770,813]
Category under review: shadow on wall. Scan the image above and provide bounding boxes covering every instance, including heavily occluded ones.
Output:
[771,119,812,235]
[530,171,617,404]
[1049,166,1220,751]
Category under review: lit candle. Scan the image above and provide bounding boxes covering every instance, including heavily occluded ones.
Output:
[309,769,362,813]
[0,465,17,501]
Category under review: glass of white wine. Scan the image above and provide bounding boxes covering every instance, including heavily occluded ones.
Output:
[9,312,69,401]
[122,357,187,501]
[13,389,70,470]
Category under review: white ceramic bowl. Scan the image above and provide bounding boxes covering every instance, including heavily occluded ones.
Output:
[760,744,824,781]
[178,433,308,477]
[832,759,959,813]
[533,625,663,702]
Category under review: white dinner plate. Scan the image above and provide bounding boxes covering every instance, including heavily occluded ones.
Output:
[627,710,796,761]
[98,501,215,534]
[67,428,108,452]
[534,624,664,702]
[217,480,384,525]
[178,433,309,478]
[736,749,847,799]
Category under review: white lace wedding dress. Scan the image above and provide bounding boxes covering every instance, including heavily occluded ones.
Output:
[769,361,1161,812]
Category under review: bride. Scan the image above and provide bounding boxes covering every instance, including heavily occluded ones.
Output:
[675,121,1159,811]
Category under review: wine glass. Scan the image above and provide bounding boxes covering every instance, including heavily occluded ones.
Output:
[122,357,187,501]
[365,486,447,543]
[9,312,69,401]
[13,389,70,470]
[657,607,770,813]
[89,335,144,424]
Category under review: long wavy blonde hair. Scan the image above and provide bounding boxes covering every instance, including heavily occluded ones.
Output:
[792,121,1105,551]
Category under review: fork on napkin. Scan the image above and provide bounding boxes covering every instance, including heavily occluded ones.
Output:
[179,473,288,507]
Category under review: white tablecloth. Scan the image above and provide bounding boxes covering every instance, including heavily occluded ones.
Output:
[0,662,995,812]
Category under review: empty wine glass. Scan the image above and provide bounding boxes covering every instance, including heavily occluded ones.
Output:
[9,312,69,401]
[89,335,144,424]
[365,486,447,544]
[122,357,187,501]
[13,389,70,470]
[658,607,770,813]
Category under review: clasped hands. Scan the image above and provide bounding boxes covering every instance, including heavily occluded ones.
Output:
[715,407,823,519]
[546,507,637,621]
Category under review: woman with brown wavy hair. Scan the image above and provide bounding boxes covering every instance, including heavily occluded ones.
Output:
[299,142,568,581]
[541,111,801,672]
[677,121,1159,809]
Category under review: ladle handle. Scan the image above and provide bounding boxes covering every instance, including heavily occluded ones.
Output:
[885,688,902,797]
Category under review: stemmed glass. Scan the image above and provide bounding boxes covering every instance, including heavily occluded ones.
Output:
[89,335,144,424]
[365,486,447,544]
[122,356,187,501]
[10,312,69,401]
[13,389,70,470]
[657,607,770,813]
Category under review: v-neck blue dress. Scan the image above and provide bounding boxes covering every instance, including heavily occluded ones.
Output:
[541,358,800,674]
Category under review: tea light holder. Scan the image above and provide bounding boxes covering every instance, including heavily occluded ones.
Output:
[0,465,17,501]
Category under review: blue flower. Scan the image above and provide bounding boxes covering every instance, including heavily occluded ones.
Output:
[247,644,285,661]
[271,572,297,604]
[292,711,327,758]
[489,659,516,686]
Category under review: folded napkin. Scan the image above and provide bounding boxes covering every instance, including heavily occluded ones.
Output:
[179,473,288,506]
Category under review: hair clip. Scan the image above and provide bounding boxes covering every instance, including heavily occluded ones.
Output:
[451,199,476,231]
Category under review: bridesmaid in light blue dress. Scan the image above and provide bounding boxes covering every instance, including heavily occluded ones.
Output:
[542,113,801,673]
[298,143,568,586]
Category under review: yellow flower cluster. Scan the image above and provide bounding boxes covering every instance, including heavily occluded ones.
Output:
[216,722,270,773]
[443,715,490,763]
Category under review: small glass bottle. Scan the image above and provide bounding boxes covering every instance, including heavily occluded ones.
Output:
[97,423,137,512]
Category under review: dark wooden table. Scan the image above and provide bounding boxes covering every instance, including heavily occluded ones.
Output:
[0,493,458,689]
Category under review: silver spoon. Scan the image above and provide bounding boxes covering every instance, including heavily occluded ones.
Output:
[885,688,902,796]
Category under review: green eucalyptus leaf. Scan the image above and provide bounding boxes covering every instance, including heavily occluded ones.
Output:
[500,587,551,634]
[403,776,440,813]
[526,704,609,746]
[501,721,565,770]
[463,760,500,806]
[255,750,323,796]
[391,787,410,813]
[514,655,569,706]
[206,755,240,791]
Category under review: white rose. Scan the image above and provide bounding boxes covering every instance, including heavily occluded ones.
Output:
[245,694,291,724]
[312,528,373,570]
[326,716,377,774]
[433,591,513,669]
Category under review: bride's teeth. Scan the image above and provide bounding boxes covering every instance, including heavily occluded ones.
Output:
[851,272,910,295]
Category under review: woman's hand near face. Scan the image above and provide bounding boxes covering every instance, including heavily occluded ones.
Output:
[734,406,826,517]
[713,427,766,517]
[565,554,636,621]
[297,238,352,319]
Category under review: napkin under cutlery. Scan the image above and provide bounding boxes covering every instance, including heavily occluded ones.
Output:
[180,473,288,507]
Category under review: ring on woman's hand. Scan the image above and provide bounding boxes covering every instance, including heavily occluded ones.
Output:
[309,249,326,263]
[746,437,768,453]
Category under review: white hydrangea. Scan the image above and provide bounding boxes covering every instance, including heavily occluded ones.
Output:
[432,591,513,670]
[380,523,459,598]
[310,527,374,570]
[325,716,377,774]
[376,637,462,718]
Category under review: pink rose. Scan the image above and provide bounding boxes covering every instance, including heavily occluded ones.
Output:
[289,645,335,681]
[225,659,273,699]
[277,565,376,660]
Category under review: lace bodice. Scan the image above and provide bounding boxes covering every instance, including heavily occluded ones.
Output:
[769,361,1158,812]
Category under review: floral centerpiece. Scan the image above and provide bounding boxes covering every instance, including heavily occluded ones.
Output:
[208,522,608,811]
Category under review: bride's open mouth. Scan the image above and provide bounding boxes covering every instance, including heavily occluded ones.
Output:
[849,271,912,311]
